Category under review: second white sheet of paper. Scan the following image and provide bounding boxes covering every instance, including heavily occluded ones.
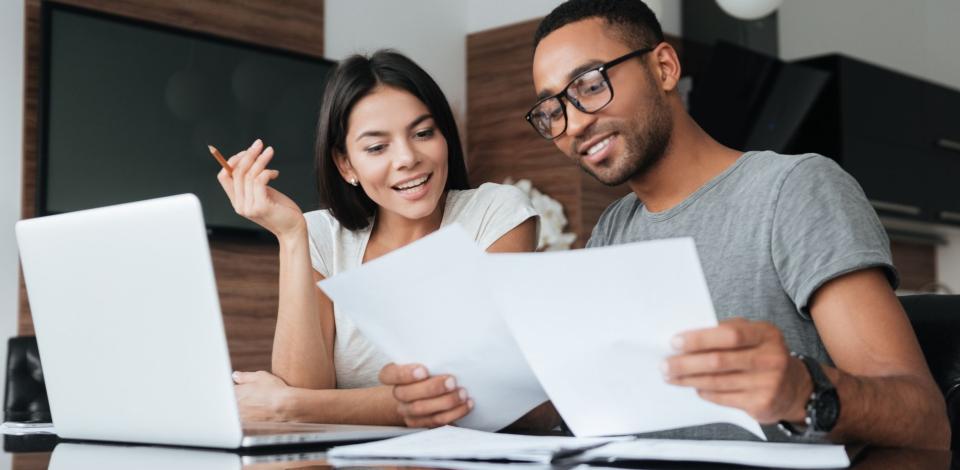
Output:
[482,236,763,438]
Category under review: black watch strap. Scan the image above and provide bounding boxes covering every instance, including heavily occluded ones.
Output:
[799,354,832,392]
[777,353,840,439]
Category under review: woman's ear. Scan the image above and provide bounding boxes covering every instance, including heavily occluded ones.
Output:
[333,150,358,186]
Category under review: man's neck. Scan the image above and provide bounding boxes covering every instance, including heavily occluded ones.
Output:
[627,112,742,213]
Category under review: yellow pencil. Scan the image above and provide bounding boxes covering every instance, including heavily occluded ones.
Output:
[207,145,233,177]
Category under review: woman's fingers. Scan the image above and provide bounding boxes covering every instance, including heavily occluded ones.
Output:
[380,363,429,386]
[397,388,468,418]
[217,153,244,210]
[232,139,263,211]
[404,400,473,428]
[392,375,459,402]
[247,145,275,177]
[214,140,288,228]
[253,170,280,205]
[244,146,274,211]
[429,399,473,426]
[217,168,235,204]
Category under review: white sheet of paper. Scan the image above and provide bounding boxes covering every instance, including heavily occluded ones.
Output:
[327,426,626,463]
[580,439,849,469]
[482,237,765,439]
[318,225,548,431]
[326,457,554,470]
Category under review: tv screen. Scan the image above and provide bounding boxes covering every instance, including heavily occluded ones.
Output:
[40,4,334,234]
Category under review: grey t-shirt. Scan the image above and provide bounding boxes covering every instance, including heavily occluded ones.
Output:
[587,151,898,441]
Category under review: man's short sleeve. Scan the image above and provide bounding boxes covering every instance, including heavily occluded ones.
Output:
[771,155,898,317]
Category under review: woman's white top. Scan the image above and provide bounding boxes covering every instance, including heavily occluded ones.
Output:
[303,183,539,389]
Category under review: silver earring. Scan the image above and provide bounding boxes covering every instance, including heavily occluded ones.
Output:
[349,178,359,187]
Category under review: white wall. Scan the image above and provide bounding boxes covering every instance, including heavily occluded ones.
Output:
[778,0,960,292]
[324,1,468,122]
[780,0,960,90]
[466,0,682,36]
[1,2,24,350]
[0,1,24,468]
[325,0,683,126]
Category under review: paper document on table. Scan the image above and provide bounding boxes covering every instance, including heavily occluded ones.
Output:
[483,237,765,438]
[328,425,626,463]
[326,457,553,470]
[318,225,548,432]
[579,439,849,469]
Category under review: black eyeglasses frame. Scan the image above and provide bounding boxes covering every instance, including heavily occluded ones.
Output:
[524,46,657,140]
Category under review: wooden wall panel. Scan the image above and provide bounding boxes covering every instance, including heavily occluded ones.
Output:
[49,0,324,58]
[11,453,50,470]
[890,241,938,292]
[19,0,324,373]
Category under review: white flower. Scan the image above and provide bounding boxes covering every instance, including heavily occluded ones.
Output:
[504,178,577,251]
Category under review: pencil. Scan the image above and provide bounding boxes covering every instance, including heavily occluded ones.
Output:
[207,145,233,177]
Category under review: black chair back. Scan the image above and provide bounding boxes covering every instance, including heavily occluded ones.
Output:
[899,294,960,450]
[4,336,51,423]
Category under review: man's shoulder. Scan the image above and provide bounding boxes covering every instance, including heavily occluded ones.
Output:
[738,151,837,183]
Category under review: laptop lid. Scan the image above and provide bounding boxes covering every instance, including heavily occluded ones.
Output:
[16,194,244,448]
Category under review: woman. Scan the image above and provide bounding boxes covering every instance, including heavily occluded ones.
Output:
[216,50,539,427]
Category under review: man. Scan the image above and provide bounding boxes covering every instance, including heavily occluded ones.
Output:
[381,0,949,448]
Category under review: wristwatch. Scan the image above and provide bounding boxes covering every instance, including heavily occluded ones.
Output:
[777,353,840,439]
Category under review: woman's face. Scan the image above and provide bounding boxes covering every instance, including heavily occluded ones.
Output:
[337,85,449,222]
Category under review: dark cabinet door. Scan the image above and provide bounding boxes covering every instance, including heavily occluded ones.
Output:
[838,58,927,148]
[842,135,933,219]
[921,82,960,219]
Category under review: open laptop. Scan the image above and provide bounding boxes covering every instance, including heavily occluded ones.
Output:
[15,194,417,449]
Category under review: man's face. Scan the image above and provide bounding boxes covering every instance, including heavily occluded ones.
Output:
[532,18,672,186]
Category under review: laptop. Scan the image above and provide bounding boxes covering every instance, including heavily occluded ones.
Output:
[15,194,418,449]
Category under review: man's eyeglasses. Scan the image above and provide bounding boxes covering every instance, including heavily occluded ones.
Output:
[524,47,655,140]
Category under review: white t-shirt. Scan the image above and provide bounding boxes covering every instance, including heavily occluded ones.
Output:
[303,182,539,389]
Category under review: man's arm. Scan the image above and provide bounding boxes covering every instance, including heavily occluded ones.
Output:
[807,268,949,448]
[665,268,950,449]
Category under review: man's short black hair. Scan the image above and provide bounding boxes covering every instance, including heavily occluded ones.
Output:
[533,0,664,51]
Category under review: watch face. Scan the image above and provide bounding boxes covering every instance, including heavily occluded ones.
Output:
[812,389,840,431]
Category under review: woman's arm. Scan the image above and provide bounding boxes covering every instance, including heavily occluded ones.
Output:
[270,230,337,390]
[485,216,538,254]
[234,370,404,424]
[215,139,336,390]
[286,386,404,425]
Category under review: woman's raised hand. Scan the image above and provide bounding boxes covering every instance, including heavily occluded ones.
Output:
[216,139,305,240]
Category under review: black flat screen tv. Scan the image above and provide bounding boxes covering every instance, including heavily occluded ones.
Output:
[39,3,335,234]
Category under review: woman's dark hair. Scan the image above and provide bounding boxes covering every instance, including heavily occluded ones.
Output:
[315,50,470,230]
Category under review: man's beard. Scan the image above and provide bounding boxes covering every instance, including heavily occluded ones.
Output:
[577,92,673,186]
